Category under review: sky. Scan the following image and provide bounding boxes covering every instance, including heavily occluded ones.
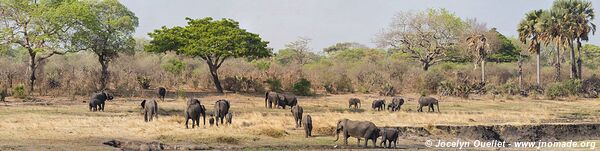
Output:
[121,0,600,52]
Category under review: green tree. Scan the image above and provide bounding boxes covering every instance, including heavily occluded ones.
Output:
[70,0,138,90]
[517,9,545,85]
[146,17,271,93]
[487,28,521,62]
[376,8,467,71]
[581,44,600,69]
[0,0,87,93]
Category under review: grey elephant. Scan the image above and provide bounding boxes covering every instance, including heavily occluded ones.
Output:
[265,91,279,108]
[348,98,361,109]
[379,128,399,148]
[185,98,206,129]
[140,99,158,122]
[157,87,166,101]
[417,96,440,113]
[209,117,215,126]
[277,94,298,109]
[291,105,304,128]
[225,112,233,125]
[371,99,385,111]
[89,91,114,112]
[0,88,6,102]
[214,99,230,126]
[335,119,380,147]
[303,114,312,138]
[387,97,404,111]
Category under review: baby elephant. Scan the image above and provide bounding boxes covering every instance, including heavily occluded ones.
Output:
[387,97,405,111]
[140,99,158,122]
[225,112,233,125]
[417,96,440,113]
[89,91,114,112]
[209,117,215,126]
[348,98,361,109]
[379,128,399,148]
[303,114,313,138]
[291,105,304,128]
[371,99,385,111]
[157,87,166,101]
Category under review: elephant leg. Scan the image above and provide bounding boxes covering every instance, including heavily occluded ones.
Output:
[356,138,360,146]
[144,112,148,122]
[429,104,434,112]
[185,118,189,129]
[363,131,373,147]
[343,135,349,145]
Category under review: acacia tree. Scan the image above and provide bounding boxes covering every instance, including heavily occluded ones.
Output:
[146,17,270,93]
[0,0,86,93]
[376,8,467,71]
[70,0,138,90]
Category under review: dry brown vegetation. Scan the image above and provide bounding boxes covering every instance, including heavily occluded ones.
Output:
[0,93,599,150]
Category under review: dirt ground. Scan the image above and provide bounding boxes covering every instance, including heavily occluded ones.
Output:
[0,92,599,150]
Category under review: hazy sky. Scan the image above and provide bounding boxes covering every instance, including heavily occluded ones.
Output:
[121,0,600,51]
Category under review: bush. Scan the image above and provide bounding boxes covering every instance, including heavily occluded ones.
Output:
[13,84,26,99]
[293,78,312,96]
[421,70,444,94]
[545,79,582,99]
[136,76,151,89]
[379,83,396,96]
[265,78,282,92]
[161,57,185,75]
[581,74,600,98]
[223,76,264,93]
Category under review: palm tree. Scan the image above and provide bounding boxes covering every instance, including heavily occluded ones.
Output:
[552,0,580,79]
[466,34,489,83]
[538,9,568,81]
[570,0,596,78]
[517,10,545,86]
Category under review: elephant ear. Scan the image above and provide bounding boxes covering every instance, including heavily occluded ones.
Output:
[141,100,147,109]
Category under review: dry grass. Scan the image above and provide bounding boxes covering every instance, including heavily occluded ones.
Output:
[0,93,599,150]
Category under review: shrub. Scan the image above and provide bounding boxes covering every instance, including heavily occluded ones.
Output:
[265,78,282,92]
[545,79,582,99]
[161,57,185,75]
[293,78,312,96]
[334,74,354,93]
[379,83,396,96]
[581,75,600,98]
[136,76,151,89]
[13,84,26,99]
[421,70,444,94]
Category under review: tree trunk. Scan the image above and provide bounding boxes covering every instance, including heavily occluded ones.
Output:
[576,39,583,79]
[555,43,561,81]
[518,58,523,90]
[536,52,541,86]
[568,41,577,79]
[99,56,110,91]
[481,60,485,83]
[208,65,224,93]
[28,53,37,94]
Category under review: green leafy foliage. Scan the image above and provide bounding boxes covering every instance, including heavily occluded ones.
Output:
[161,57,186,75]
[545,79,582,99]
[13,84,26,99]
[265,78,283,92]
[293,78,312,96]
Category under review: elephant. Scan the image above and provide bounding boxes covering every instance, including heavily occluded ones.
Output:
[265,91,279,108]
[277,94,298,109]
[140,99,158,122]
[157,87,166,101]
[225,112,233,125]
[214,99,230,126]
[303,114,313,138]
[0,88,6,102]
[348,98,361,109]
[291,105,304,128]
[89,91,114,112]
[371,99,385,111]
[335,119,380,147]
[209,117,215,126]
[417,96,440,113]
[184,98,206,129]
[387,97,405,111]
[379,128,399,148]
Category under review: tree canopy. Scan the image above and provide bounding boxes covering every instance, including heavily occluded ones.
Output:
[146,17,271,93]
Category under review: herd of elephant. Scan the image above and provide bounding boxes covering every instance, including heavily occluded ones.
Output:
[86,88,441,148]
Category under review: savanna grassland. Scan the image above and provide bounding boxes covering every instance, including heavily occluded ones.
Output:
[1,92,599,150]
